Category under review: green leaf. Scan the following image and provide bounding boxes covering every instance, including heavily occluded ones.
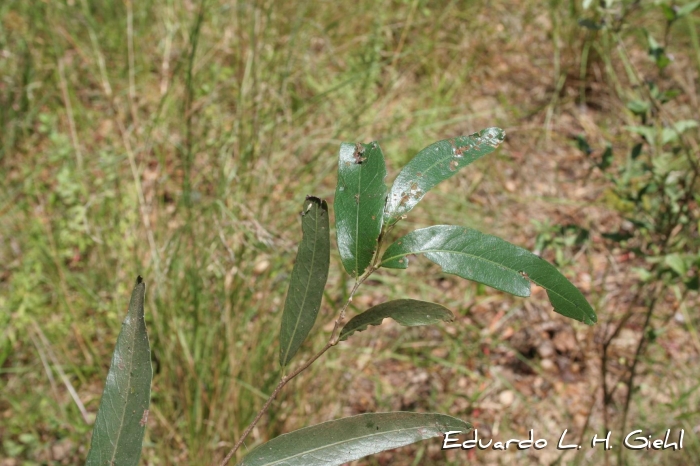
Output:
[384,127,505,225]
[279,196,331,367]
[662,119,699,144]
[334,142,387,277]
[578,18,604,30]
[381,226,597,325]
[237,412,470,466]
[660,3,677,22]
[576,134,592,155]
[625,125,656,144]
[647,33,671,69]
[339,299,454,341]
[626,99,650,116]
[599,145,613,171]
[678,1,700,17]
[86,276,152,466]
[664,253,687,276]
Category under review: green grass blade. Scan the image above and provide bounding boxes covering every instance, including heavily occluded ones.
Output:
[334,142,387,277]
[384,127,505,225]
[339,299,454,341]
[381,226,597,325]
[85,276,152,466]
[237,412,471,466]
[279,196,331,366]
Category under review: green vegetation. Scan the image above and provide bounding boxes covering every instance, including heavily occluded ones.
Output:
[1,0,698,464]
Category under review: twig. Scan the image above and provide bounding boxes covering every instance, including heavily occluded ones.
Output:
[218,340,335,466]
[616,285,662,465]
[218,218,391,464]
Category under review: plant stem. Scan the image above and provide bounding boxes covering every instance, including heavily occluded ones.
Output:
[218,341,334,465]
[219,222,391,464]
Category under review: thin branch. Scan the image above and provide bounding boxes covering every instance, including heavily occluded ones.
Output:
[218,341,334,466]
[219,218,393,465]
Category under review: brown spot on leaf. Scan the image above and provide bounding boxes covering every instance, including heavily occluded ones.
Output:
[140,409,149,427]
[353,143,367,164]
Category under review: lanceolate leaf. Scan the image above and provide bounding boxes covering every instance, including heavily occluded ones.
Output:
[86,277,152,466]
[384,127,505,225]
[279,197,331,366]
[237,412,471,466]
[335,142,387,277]
[381,226,597,325]
[340,299,454,341]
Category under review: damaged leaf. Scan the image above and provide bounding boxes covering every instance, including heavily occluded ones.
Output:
[335,141,387,277]
[384,127,505,225]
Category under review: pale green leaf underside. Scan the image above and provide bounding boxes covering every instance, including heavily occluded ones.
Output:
[340,299,454,341]
[381,226,597,325]
[86,277,152,466]
[279,197,331,366]
[335,142,387,277]
[237,412,471,466]
[384,127,505,225]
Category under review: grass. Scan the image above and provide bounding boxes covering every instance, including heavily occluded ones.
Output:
[1,0,699,465]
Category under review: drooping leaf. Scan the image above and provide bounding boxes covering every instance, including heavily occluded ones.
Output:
[279,196,331,366]
[334,141,387,277]
[384,127,505,225]
[381,226,597,325]
[340,299,453,341]
[237,412,470,466]
[86,276,152,466]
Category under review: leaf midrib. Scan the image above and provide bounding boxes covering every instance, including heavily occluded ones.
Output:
[109,296,140,463]
[382,244,586,314]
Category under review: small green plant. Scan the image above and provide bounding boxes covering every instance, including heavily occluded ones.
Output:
[575,1,700,463]
[86,128,597,465]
